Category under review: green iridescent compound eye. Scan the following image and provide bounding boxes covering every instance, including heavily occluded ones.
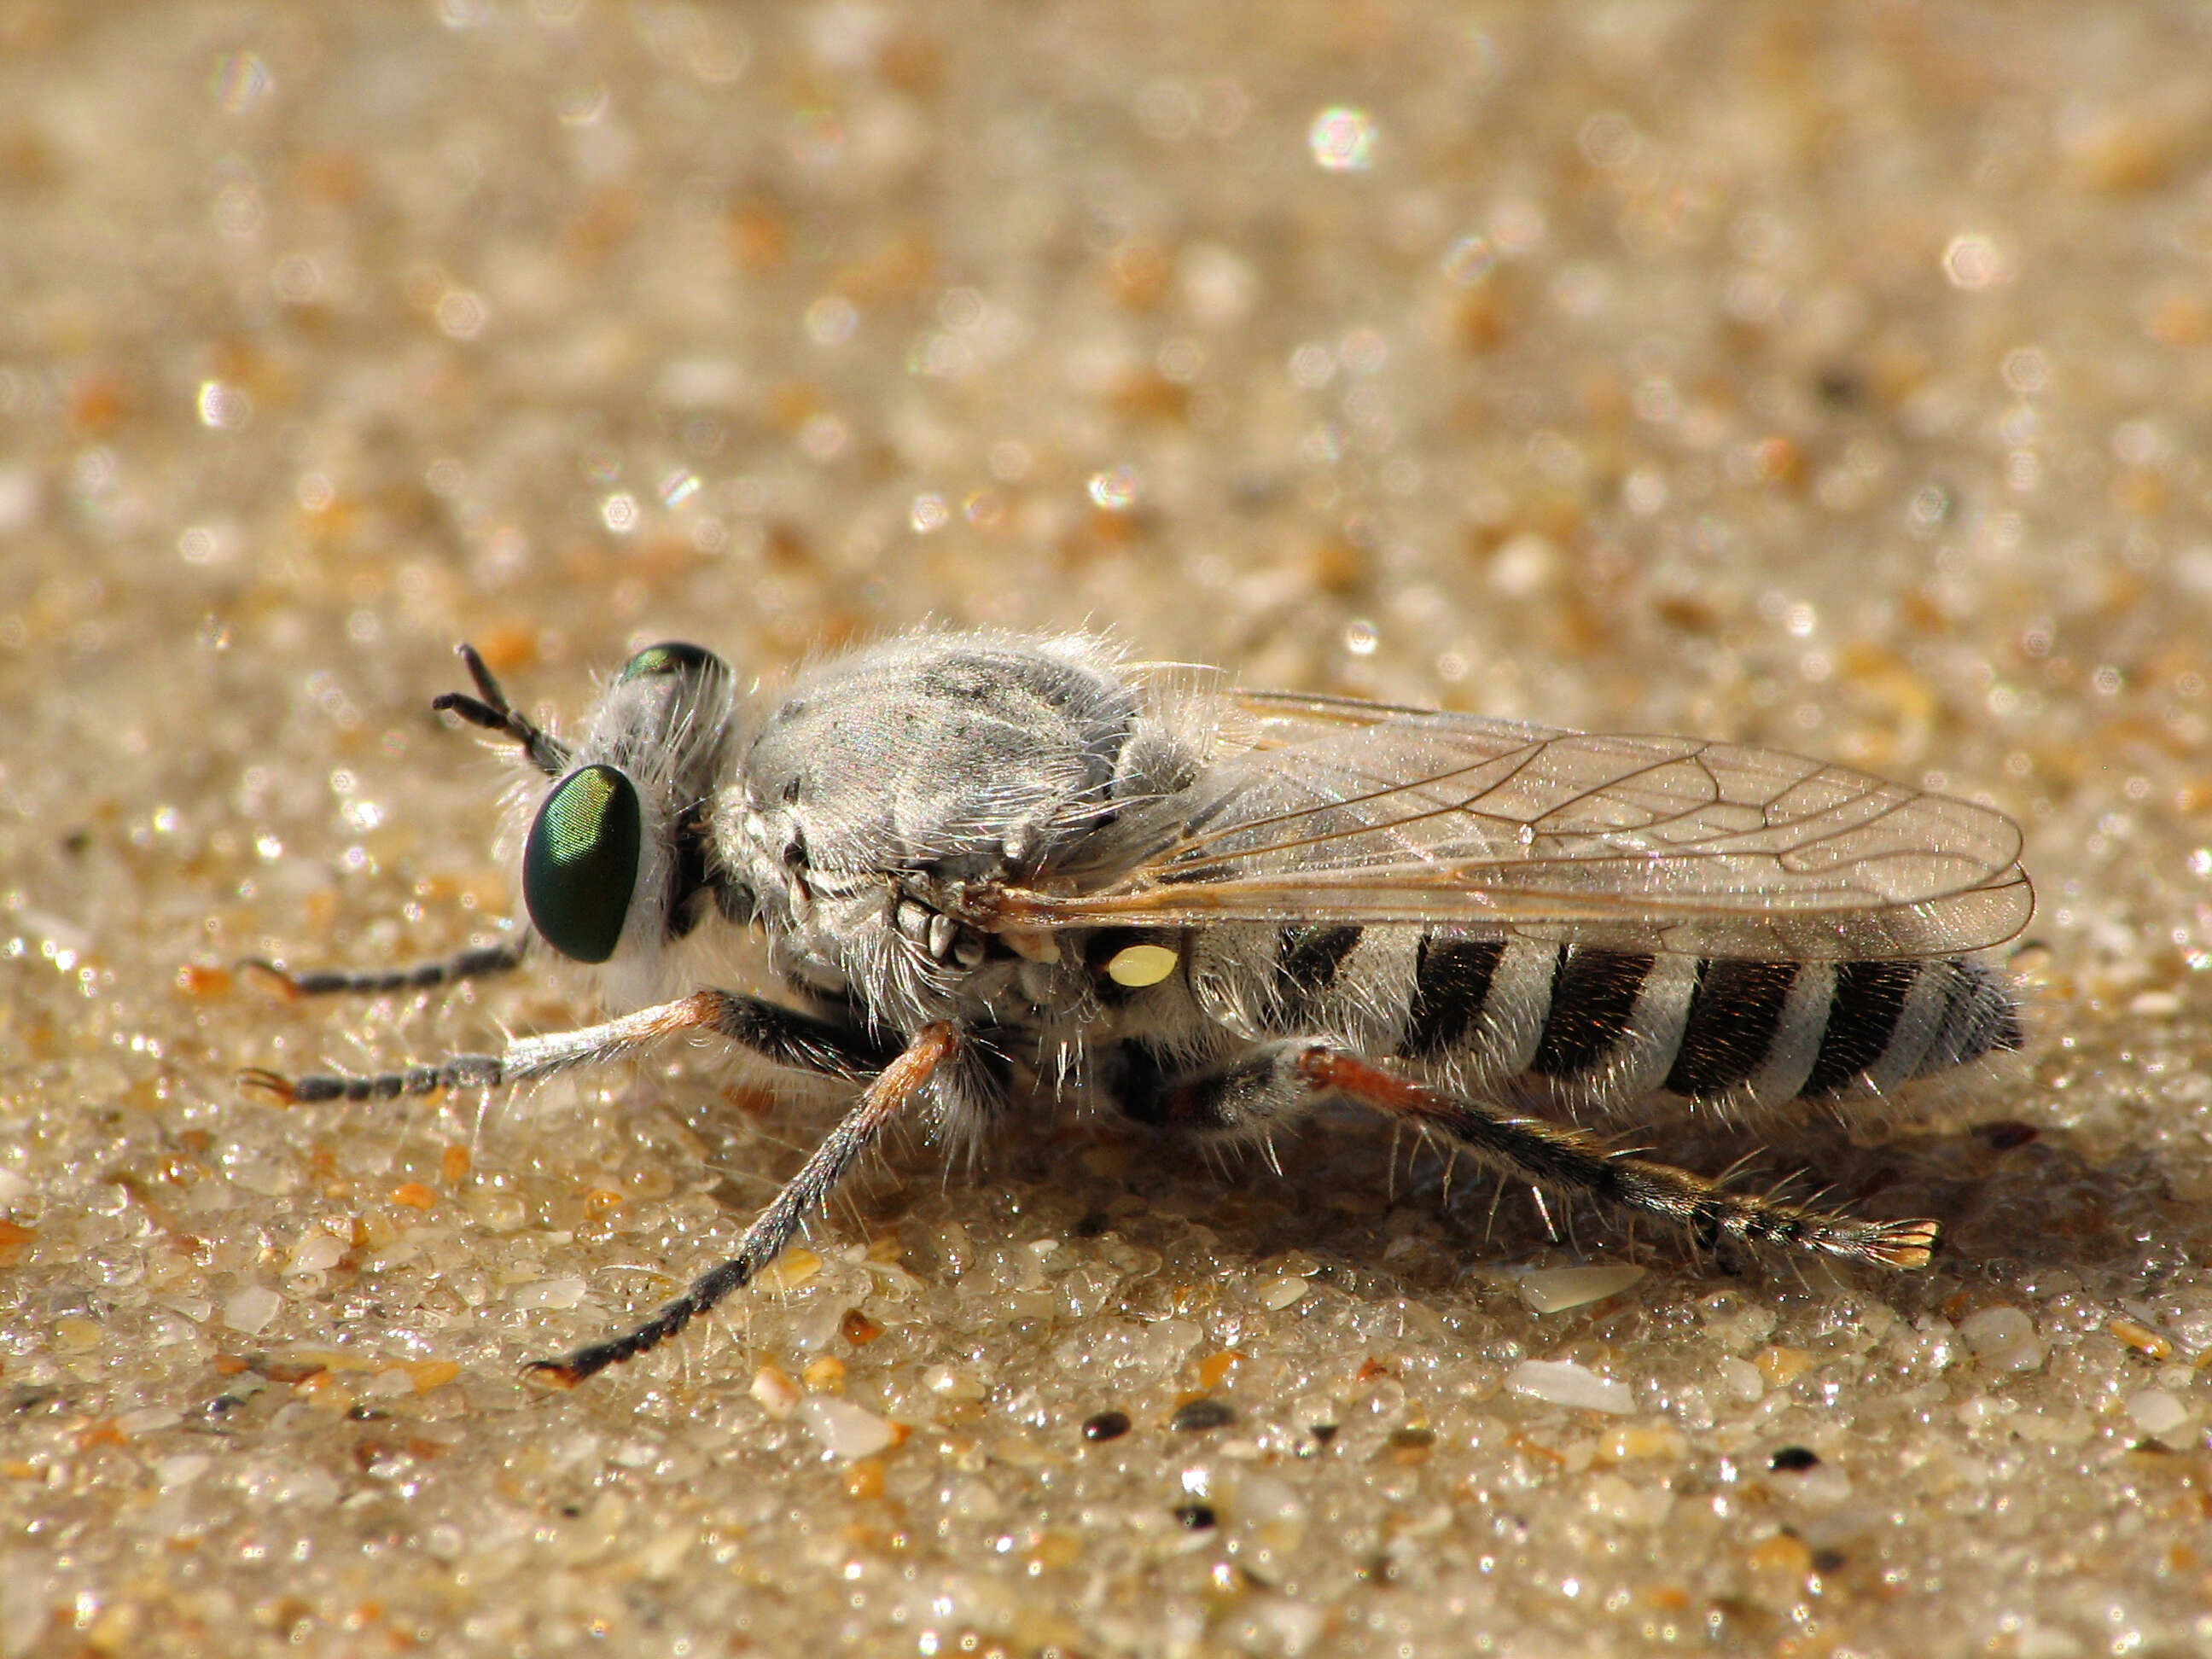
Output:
[618,641,726,683]
[523,764,642,963]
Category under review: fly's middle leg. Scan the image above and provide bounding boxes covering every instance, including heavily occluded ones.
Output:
[239,988,897,1104]
[1123,1039,1940,1270]
[529,1022,959,1385]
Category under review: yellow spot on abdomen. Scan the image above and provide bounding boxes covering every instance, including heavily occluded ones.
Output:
[1106,944,1179,987]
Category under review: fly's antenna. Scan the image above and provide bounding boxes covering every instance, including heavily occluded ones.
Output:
[432,643,571,777]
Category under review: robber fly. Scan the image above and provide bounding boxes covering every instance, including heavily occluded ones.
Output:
[242,630,2030,1384]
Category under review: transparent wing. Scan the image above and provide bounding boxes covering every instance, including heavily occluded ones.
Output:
[987,690,2031,960]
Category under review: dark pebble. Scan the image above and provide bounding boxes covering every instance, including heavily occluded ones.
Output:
[1169,1398,1235,1432]
[1081,1410,1132,1442]
[1769,1446,1820,1472]
[1813,367,1863,407]
[1173,1503,1216,1530]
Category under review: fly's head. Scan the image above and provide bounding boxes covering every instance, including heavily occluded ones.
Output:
[718,632,1169,1022]
[507,641,747,1006]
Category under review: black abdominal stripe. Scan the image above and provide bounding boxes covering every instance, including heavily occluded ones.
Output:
[1247,925,2022,1113]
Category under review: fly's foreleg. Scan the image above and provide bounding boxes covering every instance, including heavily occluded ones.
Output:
[242,941,527,998]
[1137,1039,1940,1270]
[238,989,896,1104]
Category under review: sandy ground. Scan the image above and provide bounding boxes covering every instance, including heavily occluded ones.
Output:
[3,4,2211,1656]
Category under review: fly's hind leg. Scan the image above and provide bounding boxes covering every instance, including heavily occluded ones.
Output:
[1127,1039,1939,1270]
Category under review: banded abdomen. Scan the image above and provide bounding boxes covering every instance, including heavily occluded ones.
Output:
[1186,923,2023,1119]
